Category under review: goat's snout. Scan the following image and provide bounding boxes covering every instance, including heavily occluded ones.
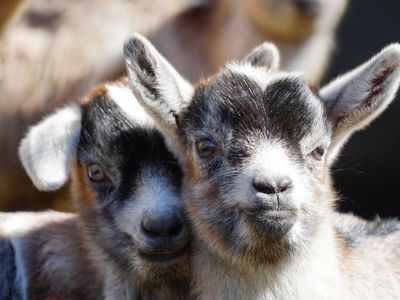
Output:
[141,212,184,239]
[138,211,189,263]
[253,176,293,195]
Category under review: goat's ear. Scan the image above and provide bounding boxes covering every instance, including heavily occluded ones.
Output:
[123,33,193,141]
[242,42,280,69]
[320,44,400,163]
[19,106,81,191]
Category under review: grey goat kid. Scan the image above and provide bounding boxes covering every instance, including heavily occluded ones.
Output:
[124,33,400,299]
[1,80,190,300]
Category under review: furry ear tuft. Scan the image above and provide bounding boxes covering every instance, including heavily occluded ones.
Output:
[124,34,160,101]
[123,33,193,151]
[243,42,280,69]
[320,43,400,162]
[19,106,81,191]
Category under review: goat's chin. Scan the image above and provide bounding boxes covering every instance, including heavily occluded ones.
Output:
[134,253,191,284]
[193,212,297,269]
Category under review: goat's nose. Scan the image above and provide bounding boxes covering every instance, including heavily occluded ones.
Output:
[253,176,293,194]
[293,0,320,17]
[141,212,184,238]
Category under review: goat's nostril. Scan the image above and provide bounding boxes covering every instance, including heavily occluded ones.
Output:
[277,178,293,193]
[253,178,277,194]
[141,213,184,238]
[169,220,183,237]
[253,177,293,194]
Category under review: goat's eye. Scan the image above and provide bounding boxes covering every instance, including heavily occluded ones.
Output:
[195,138,217,158]
[87,164,106,182]
[310,146,325,161]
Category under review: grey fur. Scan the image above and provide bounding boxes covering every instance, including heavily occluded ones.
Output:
[124,35,400,299]
[4,80,190,299]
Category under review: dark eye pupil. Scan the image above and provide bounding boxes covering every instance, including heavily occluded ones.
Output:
[196,139,216,158]
[311,146,325,160]
[316,147,324,156]
[88,164,104,181]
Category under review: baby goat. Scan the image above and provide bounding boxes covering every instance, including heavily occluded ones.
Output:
[1,80,190,299]
[124,34,400,299]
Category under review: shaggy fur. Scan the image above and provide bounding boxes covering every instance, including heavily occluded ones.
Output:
[3,80,191,299]
[125,34,400,299]
[0,0,189,212]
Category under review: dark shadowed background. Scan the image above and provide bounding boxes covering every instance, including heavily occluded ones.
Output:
[327,0,400,218]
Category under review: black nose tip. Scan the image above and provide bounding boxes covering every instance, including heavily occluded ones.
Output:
[142,213,184,238]
[253,177,293,194]
[293,0,320,17]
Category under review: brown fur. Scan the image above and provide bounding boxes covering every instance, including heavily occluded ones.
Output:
[80,85,108,106]
[151,0,348,83]
[71,164,97,210]
[0,0,188,212]
[0,0,25,32]
[8,80,192,299]
[21,215,102,300]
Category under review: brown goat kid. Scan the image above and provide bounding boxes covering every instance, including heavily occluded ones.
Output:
[1,80,190,300]
[124,34,400,299]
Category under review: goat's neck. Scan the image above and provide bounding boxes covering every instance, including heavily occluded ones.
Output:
[86,238,189,300]
[192,217,348,300]
[103,264,189,300]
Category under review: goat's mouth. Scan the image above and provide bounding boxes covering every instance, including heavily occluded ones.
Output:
[240,206,297,236]
[138,242,189,265]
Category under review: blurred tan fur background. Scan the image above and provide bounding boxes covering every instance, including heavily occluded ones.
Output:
[0,0,347,212]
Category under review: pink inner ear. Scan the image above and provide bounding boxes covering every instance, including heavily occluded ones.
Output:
[366,67,395,105]
[332,67,395,125]
[334,114,346,123]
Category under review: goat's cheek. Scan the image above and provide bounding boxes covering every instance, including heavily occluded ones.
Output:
[183,157,221,232]
[185,155,204,185]
[183,183,227,252]
[183,179,219,217]
[71,164,98,210]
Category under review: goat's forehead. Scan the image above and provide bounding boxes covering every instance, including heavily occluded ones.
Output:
[187,66,328,142]
[78,84,175,168]
[80,83,155,130]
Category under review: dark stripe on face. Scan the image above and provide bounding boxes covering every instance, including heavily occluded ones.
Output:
[182,72,322,166]
[78,93,182,205]
[76,91,185,278]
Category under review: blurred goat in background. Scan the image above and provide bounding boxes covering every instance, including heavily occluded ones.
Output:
[152,0,347,83]
[0,0,347,211]
[0,0,188,211]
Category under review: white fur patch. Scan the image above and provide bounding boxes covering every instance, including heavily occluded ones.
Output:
[106,84,155,128]
[227,62,303,91]
[231,140,309,211]
[19,105,81,191]
[0,211,74,236]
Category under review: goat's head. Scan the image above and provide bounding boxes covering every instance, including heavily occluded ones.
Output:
[124,34,400,267]
[19,80,190,283]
